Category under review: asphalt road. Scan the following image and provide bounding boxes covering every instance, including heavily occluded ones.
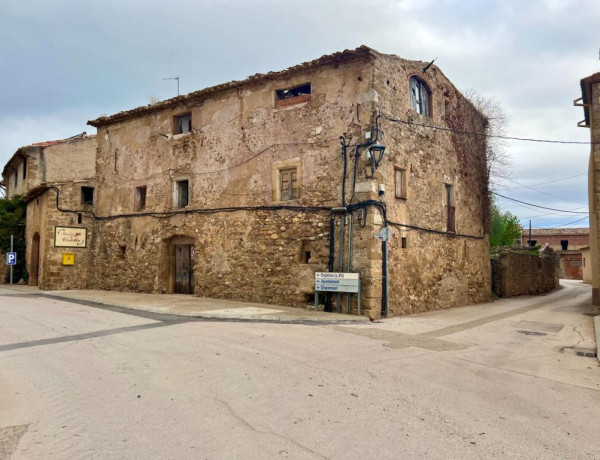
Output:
[0,282,599,459]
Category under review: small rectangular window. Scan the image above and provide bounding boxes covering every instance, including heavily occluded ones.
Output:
[394,167,407,199]
[176,180,189,207]
[174,113,192,134]
[135,186,147,211]
[81,186,94,205]
[275,83,311,107]
[23,157,27,179]
[280,168,298,201]
[445,184,455,233]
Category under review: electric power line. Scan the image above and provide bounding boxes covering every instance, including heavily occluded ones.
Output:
[493,192,589,214]
[380,115,597,145]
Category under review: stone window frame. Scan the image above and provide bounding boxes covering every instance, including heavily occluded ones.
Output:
[274,83,311,108]
[272,158,302,202]
[394,165,407,199]
[409,75,432,117]
[135,185,147,211]
[173,176,191,208]
[173,112,192,135]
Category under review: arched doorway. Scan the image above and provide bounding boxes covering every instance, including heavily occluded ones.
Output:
[30,233,40,286]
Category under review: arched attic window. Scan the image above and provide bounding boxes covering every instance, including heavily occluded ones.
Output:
[409,76,431,116]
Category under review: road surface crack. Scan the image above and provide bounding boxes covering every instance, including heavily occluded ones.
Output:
[214,397,329,459]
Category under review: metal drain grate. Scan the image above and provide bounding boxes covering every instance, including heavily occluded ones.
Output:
[562,347,598,358]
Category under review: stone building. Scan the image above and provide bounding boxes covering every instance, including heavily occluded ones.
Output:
[576,71,600,303]
[521,227,589,280]
[1,133,97,288]
[85,46,490,318]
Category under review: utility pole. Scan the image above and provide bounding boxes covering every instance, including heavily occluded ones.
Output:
[528,220,532,247]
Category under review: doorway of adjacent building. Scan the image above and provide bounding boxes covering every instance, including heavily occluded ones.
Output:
[30,232,40,286]
[174,244,194,294]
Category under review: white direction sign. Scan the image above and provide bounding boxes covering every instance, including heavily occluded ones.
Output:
[6,252,16,265]
[315,272,360,293]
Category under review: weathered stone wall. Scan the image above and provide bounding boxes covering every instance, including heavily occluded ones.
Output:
[492,249,559,297]
[373,55,490,314]
[42,137,97,183]
[582,247,592,283]
[90,55,382,316]
[26,184,94,290]
[87,49,490,317]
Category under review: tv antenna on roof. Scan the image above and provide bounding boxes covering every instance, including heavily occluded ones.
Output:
[162,76,180,96]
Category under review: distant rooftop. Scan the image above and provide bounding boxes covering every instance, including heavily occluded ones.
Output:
[525,227,589,236]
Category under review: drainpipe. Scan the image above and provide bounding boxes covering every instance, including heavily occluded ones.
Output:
[337,214,345,311]
[325,214,335,312]
[381,239,388,317]
[347,212,354,314]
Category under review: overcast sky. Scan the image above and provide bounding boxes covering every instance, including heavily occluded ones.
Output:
[1,0,598,228]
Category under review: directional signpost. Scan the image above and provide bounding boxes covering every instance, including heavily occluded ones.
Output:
[315,272,361,314]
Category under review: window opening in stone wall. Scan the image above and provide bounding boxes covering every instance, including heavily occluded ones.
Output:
[175,113,192,134]
[23,157,27,179]
[81,186,94,205]
[14,172,17,187]
[275,83,311,107]
[176,180,189,207]
[280,168,298,201]
[445,184,455,233]
[77,213,82,224]
[401,237,407,249]
[300,241,314,264]
[135,186,147,211]
[560,239,568,250]
[410,76,430,116]
[394,167,407,199]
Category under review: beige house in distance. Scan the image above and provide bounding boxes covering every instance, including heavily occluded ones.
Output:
[1,133,96,289]
[83,46,490,318]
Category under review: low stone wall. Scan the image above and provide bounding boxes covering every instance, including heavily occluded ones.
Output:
[492,248,560,297]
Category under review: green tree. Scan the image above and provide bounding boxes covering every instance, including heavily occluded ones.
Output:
[490,203,521,247]
[0,195,27,282]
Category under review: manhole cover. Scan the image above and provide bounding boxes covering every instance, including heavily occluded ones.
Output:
[517,330,547,336]
[514,320,563,333]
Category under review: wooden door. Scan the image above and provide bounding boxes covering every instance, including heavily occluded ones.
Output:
[174,244,194,294]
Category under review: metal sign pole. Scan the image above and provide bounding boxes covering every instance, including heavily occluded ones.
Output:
[10,234,13,285]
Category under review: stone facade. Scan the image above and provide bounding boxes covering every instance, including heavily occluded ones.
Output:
[1,134,97,290]
[492,248,560,297]
[577,72,600,303]
[85,47,490,318]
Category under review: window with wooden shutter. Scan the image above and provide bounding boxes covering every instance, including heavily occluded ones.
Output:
[280,168,298,201]
[394,167,407,199]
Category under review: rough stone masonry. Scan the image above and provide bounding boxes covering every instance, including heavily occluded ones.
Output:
[82,46,490,318]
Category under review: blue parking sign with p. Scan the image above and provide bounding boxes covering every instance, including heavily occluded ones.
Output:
[6,252,16,265]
